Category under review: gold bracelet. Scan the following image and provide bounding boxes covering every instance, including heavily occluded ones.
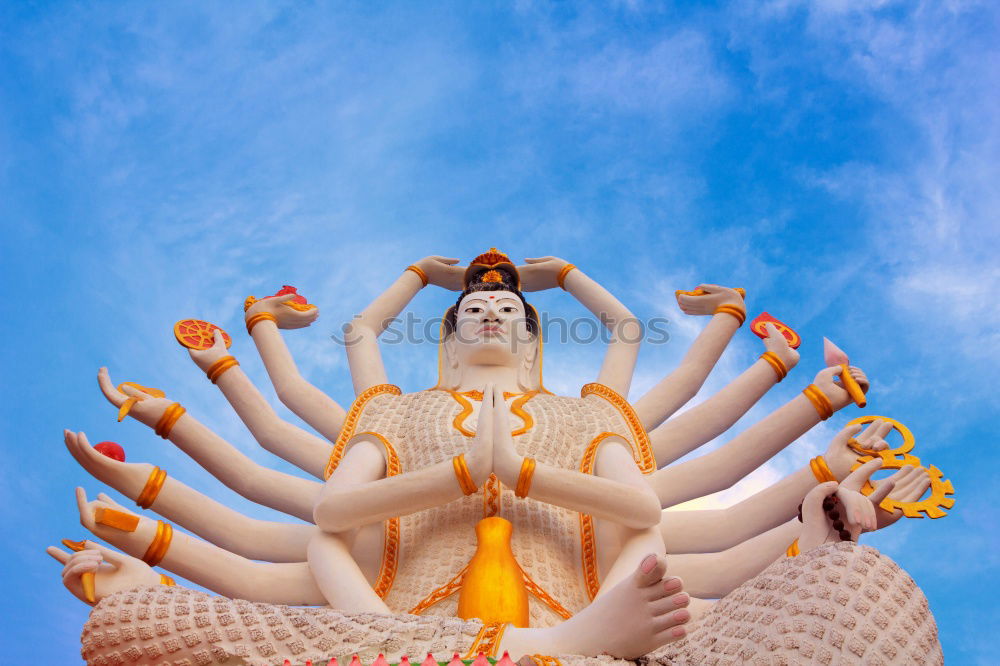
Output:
[136,466,167,509]
[142,521,173,567]
[159,573,176,587]
[406,264,429,287]
[515,457,536,499]
[205,355,239,383]
[802,384,834,420]
[245,311,277,334]
[154,403,186,439]
[786,538,800,557]
[556,264,577,290]
[809,455,837,483]
[713,303,746,326]
[453,454,477,496]
[759,351,788,381]
[94,507,139,532]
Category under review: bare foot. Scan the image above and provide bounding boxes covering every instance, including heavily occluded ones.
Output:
[502,554,690,659]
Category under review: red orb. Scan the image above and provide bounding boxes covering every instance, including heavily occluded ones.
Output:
[95,441,126,462]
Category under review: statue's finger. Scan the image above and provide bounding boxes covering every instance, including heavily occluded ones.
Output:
[869,479,895,506]
[46,546,72,565]
[97,367,126,407]
[84,541,129,567]
[842,458,882,491]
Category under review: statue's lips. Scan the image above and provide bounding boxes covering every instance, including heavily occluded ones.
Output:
[478,325,505,335]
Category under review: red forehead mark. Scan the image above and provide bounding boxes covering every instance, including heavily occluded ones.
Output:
[488,295,495,299]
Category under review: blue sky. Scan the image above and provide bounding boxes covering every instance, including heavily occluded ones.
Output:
[2,1,997,662]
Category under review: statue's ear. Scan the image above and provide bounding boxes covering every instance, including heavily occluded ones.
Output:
[517,334,541,392]
[441,333,461,389]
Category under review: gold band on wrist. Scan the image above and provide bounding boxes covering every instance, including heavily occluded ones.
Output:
[809,455,837,483]
[515,457,536,499]
[159,573,176,586]
[406,264,429,287]
[245,311,277,334]
[453,454,477,496]
[94,507,140,532]
[205,355,239,383]
[154,403,186,439]
[136,466,167,509]
[759,351,788,381]
[786,538,800,557]
[556,264,577,290]
[142,521,173,567]
[802,384,834,420]
[713,304,746,326]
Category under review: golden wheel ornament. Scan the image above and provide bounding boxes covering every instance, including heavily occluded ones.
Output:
[243,286,317,314]
[173,319,232,351]
[846,414,955,519]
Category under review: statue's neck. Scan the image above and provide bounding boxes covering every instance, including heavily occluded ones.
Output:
[455,364,523,395]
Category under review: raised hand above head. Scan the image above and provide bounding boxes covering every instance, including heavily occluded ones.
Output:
[517,256,571,292]
[413,255,464,290]
[46,540,159,606]
[873,465,932,528]
[675,284,745,316]
[245,292,319,330]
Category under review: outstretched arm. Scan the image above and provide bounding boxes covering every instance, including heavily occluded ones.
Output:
[650,365,869,508]
[70,488,326,605]
[344,256,464,394]
[190,329,332,478]
[99,369,321,522]
[632,285,747,431]
[659,421,894,553]
[65,429,313,562]
[244,293,347,441]
[519,258,642,396]
[649,322,800,466]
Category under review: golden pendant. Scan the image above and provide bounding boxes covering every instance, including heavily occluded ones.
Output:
[457,516,529,627]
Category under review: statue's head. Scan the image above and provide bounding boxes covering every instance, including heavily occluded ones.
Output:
[439,249,542,391]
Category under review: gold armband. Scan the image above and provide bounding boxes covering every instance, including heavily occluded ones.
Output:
[136,466,167,509]
[406,264,429,287]
[453,454,477,496]
[515,457,536,499]
[245,311,277,334]
[94,507,140,532]
[464,622,508,658]
[556,263,577,290]
[786,538,800,557]
[159,573,176,587]
[809,455,837,483]
[142,521,173,567]
[713,303,746,326]
[154,403,186,439]
[205,355,239,383]
[759,351,788,381]
[802,384,834,420]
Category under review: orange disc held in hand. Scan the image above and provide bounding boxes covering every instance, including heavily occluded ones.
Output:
[173,320,232,351]
[750,312,802,349]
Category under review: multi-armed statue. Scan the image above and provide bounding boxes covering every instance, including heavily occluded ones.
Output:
[51,250,949,665]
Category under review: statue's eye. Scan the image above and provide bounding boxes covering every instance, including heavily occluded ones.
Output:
[500,306,517,314]
[465,306,484,314]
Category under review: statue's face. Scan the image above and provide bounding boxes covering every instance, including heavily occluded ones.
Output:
[451,290,535,366]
